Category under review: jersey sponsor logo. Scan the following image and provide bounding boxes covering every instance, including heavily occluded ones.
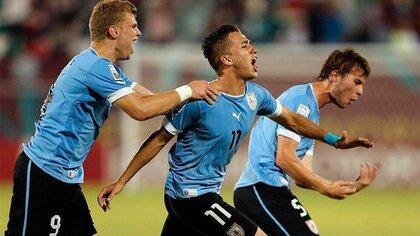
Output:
[183,188,197,198]
[67,169,77,179]
[297,104,310,117]
[232,112,241,121]
[227,223,245,236]
[246,92,257,110]
[305,219,319,234]
[108,65,125,84]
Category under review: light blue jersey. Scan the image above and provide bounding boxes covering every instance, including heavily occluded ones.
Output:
[235,83,319,189]
[24,47,136,183]
[163,82,282,199]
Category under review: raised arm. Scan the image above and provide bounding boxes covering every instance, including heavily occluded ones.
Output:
[131,83,153,96]
[115,80,219,121]
[276,136,357,199]
[270,106,373,149]
[97,127,174,212]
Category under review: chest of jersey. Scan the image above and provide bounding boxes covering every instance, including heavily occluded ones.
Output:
[195,94,258,152]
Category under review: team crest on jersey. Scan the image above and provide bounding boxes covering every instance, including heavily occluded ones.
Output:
[305,219,319,234]
[297,104,310,117]
[246,92,257,110]
[108,65,125,84]
[227,223,245,236]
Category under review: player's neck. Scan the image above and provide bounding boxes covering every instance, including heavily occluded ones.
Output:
[91,41,118,63]
[312,80,332,108]
[212,74,246,96]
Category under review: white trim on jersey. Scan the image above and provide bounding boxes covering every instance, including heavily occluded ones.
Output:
[107,87,135,103]
[305,149,313,156]
[267,100,283,118]
[277,128,301,143]
[162,117,180,135]
[130,81,137,89]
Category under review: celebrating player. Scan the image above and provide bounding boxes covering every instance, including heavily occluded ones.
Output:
[234,48,378,235]
[98,25,373,235]
[5,1,219,235]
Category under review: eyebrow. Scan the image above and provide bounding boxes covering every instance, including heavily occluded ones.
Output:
[241,39,250,45]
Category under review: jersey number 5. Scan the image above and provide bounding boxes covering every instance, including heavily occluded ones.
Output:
[291,199,307,217]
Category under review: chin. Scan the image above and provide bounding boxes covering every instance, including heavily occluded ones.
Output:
[337,103,347,109]
[244,74,257,81]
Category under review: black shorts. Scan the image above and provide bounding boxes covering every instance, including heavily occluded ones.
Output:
[234,183,319,236]
[5,152,97,236]
[161,193,258,236]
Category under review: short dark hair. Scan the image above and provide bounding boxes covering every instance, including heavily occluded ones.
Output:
[317,48,370,81]
[202,24,240,72]
[89,0,137,41]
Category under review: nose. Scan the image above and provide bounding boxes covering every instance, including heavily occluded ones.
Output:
[357,86,363,96]
[251,44,258,54]
[136,27,142,38]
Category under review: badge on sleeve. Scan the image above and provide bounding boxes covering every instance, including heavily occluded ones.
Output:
[108,65,125,84]
[246,92,257,110]
[297,104,310,117]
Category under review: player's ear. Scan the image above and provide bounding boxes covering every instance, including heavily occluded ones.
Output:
[328,70,340,84]
[220,55,233,66]
[108,25,120,39]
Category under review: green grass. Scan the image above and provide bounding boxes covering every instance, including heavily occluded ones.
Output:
[1,184,420,235]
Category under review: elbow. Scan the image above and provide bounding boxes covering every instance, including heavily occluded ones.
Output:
[131,106,154,121]
[275,152,293,170]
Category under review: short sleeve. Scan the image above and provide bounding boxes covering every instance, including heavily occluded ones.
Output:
[85,59,134,103]
[119,69,136,88]
[276,95,314,143]
[162,102,201,135]
[255,86,282,117]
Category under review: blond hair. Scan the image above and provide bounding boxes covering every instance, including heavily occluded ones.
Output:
[89,0,137,41]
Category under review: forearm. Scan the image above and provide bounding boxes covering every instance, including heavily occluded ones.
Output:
[136,91,183,119]
[115,85,192,121]
[278,155,330,193]
[132,83,153,96]
[115,90,184,121]
[272,108,338,146]
[117,129,171,185]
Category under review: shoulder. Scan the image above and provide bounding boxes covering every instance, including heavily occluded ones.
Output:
[88,58,114,73]
[282,84,317,116]
[246,82,273,102]
[280,84,313,101]
[191,100,218,114]
[247,82,269,94]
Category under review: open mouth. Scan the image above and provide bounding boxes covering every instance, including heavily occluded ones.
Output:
[251,57,259,72]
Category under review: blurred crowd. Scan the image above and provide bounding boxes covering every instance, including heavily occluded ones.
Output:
[0,0,419,137]
[1,0,419,81]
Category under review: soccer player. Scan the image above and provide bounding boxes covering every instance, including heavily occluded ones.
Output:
[97,25,372,236]
[234,49,378,236]
[5,1,219,235]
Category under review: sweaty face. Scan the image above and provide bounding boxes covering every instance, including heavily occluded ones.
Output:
[227,32,258,80]
[330,69,366,108]
[115,13,142,60]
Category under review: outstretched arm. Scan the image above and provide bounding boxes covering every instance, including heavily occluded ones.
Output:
[276,135,357,199]
[131,83,153,96]
[115,80,219,121]
[270,107,373,149]
[97,127,174,212]
[355,163,378,192]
